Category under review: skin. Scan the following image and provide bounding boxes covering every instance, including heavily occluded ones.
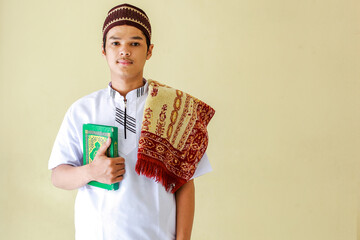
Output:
[175,180,195,240]
[101,25,154,97]
[51,25,195,240]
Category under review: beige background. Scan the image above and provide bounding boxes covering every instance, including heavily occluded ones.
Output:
[1,0,359,239]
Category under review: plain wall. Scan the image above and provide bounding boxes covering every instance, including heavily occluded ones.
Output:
[1,0,360,239]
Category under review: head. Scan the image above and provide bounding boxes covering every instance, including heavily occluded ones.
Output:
[102,3,151,53]
[101,4,154,82]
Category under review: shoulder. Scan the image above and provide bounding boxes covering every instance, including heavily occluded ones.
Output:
[73,88,108,106]
[67,88,108,111]
[62,88,110,122]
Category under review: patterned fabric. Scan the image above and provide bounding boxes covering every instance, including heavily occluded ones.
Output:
[136,80,215,193]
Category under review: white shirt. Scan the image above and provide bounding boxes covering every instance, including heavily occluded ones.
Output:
[49,80,212,240]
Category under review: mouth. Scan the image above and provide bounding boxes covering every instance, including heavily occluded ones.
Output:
[117,59,133,65]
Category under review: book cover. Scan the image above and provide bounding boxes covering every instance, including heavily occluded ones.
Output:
[83,123,119,190]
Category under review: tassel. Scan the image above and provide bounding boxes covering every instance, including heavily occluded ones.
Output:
[136,154,186,193]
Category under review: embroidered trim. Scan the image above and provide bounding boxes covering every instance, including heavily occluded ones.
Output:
[137,85,146,97]
[107,6,149,21]
[103,17,151,38]
[108,80,147,99]
[115,107,136,134]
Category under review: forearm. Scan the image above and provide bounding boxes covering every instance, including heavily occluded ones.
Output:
[51,164,92,190]
[175,180,195,240]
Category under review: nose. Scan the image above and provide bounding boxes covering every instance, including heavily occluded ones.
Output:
[120,47,130,57]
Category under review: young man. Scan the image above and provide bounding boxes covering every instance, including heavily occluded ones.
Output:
[49,4,214,240]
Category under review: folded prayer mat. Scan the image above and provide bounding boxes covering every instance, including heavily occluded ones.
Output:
[136,80,215,193]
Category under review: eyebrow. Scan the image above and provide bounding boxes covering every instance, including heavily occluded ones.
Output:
[109,36,144,40]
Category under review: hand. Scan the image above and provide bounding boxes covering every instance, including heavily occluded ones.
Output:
[88,137,125,184]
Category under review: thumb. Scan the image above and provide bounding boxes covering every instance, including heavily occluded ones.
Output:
[96,137,111,156]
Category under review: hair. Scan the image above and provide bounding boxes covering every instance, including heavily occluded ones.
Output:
[102,31,151,53]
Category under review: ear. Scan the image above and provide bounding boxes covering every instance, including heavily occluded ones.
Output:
[146,44,154,60]
[101,43,106,57]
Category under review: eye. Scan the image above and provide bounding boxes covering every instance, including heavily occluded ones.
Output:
[131,42,140,46]
[111,42,120,46]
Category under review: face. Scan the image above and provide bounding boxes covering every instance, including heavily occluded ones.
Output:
[102,25,153,81]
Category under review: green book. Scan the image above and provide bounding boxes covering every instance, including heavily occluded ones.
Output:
[83,123,119,190]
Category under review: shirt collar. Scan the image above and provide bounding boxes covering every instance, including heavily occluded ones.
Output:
[108,79,148,100]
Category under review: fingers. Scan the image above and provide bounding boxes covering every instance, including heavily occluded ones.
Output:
[108,166,126,184]
[112,161,125,176]
[110,174,124,184]
[102,157,126,184]
[114,157,125,165]
[114,165,125,173]
[90,139,127,184]
[109,157,125,183]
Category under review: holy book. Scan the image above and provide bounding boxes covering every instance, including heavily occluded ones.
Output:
[83,123,119,190]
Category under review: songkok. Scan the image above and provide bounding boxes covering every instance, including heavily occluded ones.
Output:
[102,3,151,43]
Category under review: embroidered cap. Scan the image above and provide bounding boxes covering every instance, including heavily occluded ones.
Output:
[102,3,151,44]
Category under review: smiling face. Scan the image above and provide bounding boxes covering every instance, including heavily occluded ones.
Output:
[102,25,153,84]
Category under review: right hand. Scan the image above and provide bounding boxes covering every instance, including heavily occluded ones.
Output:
[88,137,125,184]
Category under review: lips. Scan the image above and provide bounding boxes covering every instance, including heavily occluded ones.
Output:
[117,59,133,65]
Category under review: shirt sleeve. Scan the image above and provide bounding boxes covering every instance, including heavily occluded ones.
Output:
[48,105,83,170]
[191,152,212,180]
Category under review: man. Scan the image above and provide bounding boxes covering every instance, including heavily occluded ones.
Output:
[49,3,214,240]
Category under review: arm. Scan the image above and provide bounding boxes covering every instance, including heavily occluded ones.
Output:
[51,138,125,190]
[51,164,92,190]
[175,179,195,240]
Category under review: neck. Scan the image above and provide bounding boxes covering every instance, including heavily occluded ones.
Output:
[110,73,144,97]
